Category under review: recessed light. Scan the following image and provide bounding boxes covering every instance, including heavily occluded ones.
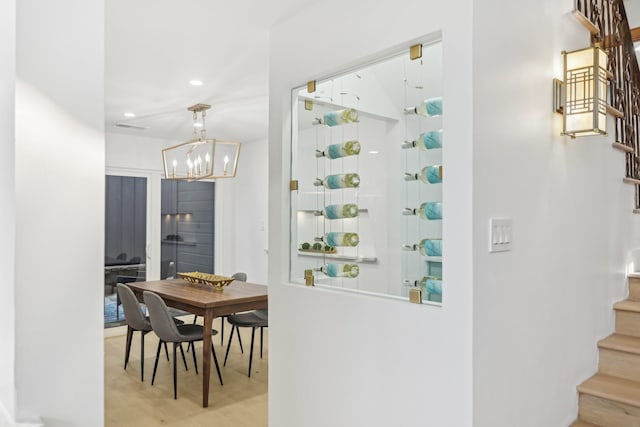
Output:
[123,112,136,118]
[368,150,379,154]
[189,80,204,86]
[193,122,203,128]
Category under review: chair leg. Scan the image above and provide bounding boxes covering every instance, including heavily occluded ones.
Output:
[152,340,162,385]
[140,331,145,381]
[236,324,244,354]
[191,342,198,375]
[124,325,133,370]
[248,327,256,377]
[220,317,225,346]
[163,341,170,361]
[223,325,235,366]
[178,343,188,371]
[173,343,178,400]
[212,344,223,386]
[260,327,264,359]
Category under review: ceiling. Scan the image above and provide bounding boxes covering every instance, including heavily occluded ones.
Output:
[106,1,640,145]
[105,0,317,143]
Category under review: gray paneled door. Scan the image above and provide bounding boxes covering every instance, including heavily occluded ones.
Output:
[161,180,215,277]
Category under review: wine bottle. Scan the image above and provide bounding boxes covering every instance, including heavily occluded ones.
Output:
[321,263,360,278]
[402,202,442,220]
[418,276,442,295]
[403,96,443,117]
[402,238,442,257]
[403,165,442,184]
[313,108,359,127]
[317,204,359,219]
[314,173,360,189]
[325,232,359,247]
[401,130,442,150]
[316,140,361,159]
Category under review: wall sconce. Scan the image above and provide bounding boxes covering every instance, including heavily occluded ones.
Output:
[162,104,241,180]
[553,44,608,138]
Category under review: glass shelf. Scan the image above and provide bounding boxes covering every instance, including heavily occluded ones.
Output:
[297,250,377,263]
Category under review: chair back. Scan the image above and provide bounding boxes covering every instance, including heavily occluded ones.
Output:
[232,272,247,282]
[116,284,150,331]
[254,309,268,320]
[143,291,183,342]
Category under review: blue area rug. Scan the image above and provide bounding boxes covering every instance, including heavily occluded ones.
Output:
[104,293,127,327]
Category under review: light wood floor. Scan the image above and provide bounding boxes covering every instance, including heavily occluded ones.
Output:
[105,317,268,427]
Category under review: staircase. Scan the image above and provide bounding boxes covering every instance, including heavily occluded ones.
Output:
[571,274,640,426]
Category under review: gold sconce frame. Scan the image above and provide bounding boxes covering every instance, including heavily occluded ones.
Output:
[554,44,608,138]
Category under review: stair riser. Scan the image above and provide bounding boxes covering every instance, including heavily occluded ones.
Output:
[599,348,640,383]
[615,310,640,337]
[579,394,640,426]
[630,277,640,301]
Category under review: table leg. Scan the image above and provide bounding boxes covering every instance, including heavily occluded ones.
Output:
[202,309,213,407]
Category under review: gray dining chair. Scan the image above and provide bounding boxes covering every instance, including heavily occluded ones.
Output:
[189,272,247,350]
[115,275,139,320]
[143,290,224,399]
[116,283,185,381]
[223,309,268,377]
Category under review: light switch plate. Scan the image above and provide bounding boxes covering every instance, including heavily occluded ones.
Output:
[489,218,512,253]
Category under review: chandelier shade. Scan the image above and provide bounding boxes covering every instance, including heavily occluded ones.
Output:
[161,103,241,180]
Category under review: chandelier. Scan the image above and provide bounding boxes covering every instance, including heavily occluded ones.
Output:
[162,103,241,180]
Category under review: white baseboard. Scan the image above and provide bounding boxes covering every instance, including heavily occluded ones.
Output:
[0,403,42,427]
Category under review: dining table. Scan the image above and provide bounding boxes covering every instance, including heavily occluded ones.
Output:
[126,278,268,407]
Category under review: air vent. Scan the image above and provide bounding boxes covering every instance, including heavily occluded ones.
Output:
[115,122,148,130]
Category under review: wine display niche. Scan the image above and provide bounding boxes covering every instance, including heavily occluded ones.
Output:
[290,39,443,303]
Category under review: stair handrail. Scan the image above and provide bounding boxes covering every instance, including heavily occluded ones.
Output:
[575,0,640,210]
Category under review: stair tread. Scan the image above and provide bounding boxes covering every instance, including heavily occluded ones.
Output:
[598,333,640,354]
[578,374,640,407]
[613,300,640,312]
[571,421,600,427]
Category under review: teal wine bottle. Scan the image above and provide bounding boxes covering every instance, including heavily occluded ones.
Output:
[324,232,359,247]
[314,173,360,189]
[321,263,360,278]
[402,239,442,257]
[314,108,359,127]
[403,165,442,184]
[401,130,442,150]
[402,202,442,220]
[418,276,442,295]
[316,140,361,159]
[316,204,359,220]
[403,96,443,117]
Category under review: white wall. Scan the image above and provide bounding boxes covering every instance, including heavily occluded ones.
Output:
[106,132,269,282]
[0,0,16,423]
[268,1,473,426]
[472,1,640,426]
[14,0,104,425]
[225,138,269,283]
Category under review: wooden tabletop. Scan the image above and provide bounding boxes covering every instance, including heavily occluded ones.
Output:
[126,278,268,310]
